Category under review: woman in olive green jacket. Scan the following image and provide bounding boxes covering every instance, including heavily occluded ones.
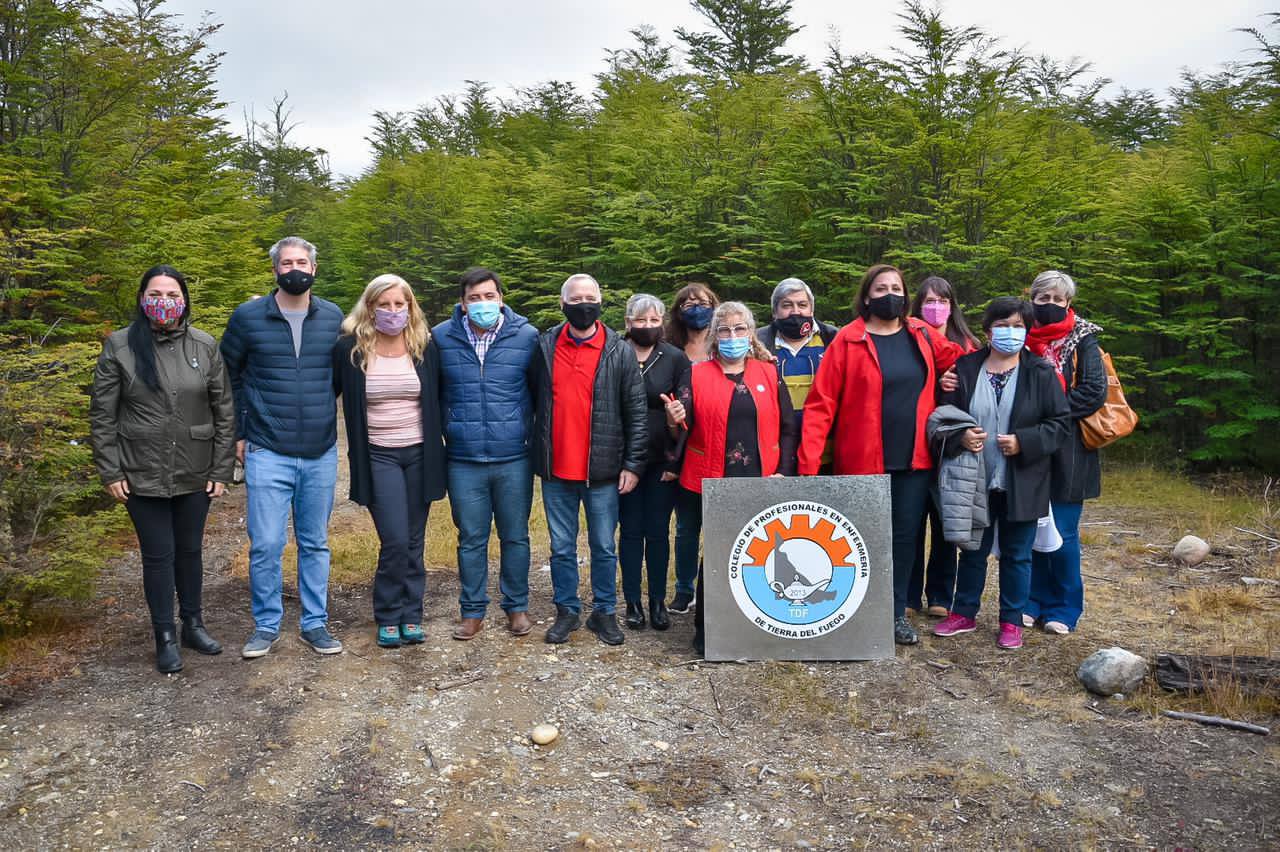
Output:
[89,265,236,673]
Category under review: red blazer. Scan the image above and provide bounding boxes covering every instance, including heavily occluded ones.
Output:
[680,359,781,493]
[797,317,962,475]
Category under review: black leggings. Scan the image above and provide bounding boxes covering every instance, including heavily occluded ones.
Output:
[125,491,212,632]
[367,444,429,626]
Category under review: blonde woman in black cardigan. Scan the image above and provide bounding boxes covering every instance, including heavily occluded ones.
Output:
[333,275,447,648]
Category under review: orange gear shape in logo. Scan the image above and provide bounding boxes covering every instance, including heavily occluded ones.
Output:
[744,514,854,568]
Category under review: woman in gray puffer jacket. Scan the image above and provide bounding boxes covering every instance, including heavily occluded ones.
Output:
[90,265,235,673]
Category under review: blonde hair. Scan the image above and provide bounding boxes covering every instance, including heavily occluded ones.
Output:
[342,274,429,371]
[707,301,771,362]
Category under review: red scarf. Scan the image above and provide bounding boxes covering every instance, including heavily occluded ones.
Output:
[1026,309,1076,390]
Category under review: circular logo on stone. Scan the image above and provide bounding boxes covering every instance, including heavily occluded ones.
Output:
[727,501,871,640]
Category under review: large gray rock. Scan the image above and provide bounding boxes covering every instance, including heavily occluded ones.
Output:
[1077,647,1148,696]
[1172,535,1210,566]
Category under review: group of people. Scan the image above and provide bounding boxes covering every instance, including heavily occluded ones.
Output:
[89,235,1109,673]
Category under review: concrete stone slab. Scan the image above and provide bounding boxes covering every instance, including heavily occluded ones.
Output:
[701,475,893,661]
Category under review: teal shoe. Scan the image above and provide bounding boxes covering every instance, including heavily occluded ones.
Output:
[377,625,402,648]
[399,623,426,645]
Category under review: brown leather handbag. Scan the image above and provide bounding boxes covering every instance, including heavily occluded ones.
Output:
[1077,348,1138,450]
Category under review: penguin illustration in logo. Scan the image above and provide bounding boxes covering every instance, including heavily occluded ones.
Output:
[767,532,838,603]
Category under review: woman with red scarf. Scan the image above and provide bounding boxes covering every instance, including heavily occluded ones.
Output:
[1023,271,1107,634]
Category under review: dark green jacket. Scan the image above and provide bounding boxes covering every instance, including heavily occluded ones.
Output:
[89,322,236,497]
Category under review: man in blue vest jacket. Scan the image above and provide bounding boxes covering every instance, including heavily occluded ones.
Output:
[220,236,344,659]
[433,267,540,641]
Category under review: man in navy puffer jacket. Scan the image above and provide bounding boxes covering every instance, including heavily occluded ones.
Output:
[432,267,540,641]
[220,236,344,659]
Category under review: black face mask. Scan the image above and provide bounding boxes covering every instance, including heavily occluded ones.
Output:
[562,301,601,332]
[627,326,661,347]
[773,314,814,340]
[1033,302,1068,326]
[867,293,904,321]
[276,269,314,296]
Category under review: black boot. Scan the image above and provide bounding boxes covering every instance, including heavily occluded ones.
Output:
[155,629,182,673]
[624,600,646,630]
[544,605,580,644]
[649,598,670,631]
[181,616,223,655]
[586,609,625,646]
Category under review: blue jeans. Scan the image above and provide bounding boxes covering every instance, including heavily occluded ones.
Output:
[617,468,677,603]
[1028,501,1085,629]
[448,457,533,617]
[541,478,619,615]
[673,486,702,597]
[244,443,337,634]
[953,491,1037,625]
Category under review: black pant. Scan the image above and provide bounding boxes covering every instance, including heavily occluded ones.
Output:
[889,469,931,619]
[368,444,429,626]
[908,489,958,611]
[125,491,212,632]
[617,467,678,604]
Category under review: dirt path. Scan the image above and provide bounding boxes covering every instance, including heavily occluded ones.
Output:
[1,455,1277,849]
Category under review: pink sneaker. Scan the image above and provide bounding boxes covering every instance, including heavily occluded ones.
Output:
[997,622,1023,649]
[933,614,976,637]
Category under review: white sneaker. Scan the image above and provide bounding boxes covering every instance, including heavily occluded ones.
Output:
[1021,614,1035,628]
[1043,620,1070,635]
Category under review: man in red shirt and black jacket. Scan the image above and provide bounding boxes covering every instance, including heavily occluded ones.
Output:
[531,273,648,645]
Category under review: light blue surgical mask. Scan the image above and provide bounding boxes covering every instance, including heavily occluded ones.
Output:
[718,337,751,361]
[990,325,1026,354]
[467,301,501,329]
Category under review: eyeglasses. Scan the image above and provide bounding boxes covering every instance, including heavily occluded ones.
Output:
[715,324,751,340]
[684,299,713,308]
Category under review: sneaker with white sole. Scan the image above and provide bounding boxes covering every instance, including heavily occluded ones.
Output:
[300,626,343,655]
[933,613,977,637]
[1043,620,1070,635]
[997,622,1023,649]
[241,630,279,659]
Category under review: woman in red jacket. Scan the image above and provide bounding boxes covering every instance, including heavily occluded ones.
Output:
[664,301,798,655]
[798,264,962,645]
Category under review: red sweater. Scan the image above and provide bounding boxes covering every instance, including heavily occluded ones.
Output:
[551,323,604,481]
[798,317,962,475]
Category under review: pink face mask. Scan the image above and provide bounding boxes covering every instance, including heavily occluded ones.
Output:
[921,301,951,328]
[375,307,409,335]
[142,295,185,328]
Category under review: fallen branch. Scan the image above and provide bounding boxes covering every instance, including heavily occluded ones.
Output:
[433,672,486,691]
[1082,572,1119,583]
[1160,710,1270,736]
[178,780,206,793]
[926,659,952,671]
[1234,526,1280,546]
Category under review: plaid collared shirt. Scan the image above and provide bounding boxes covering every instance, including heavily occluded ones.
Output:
[464,313,504,364]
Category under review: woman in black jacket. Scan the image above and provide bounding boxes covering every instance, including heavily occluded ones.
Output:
[617,294,691,632]
[1024,270,1108,634]
[89,265,235,673]
[334,274,447,649]
[931,297,1069,650]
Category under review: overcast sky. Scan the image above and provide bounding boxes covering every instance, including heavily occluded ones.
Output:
[158,0,1272,177]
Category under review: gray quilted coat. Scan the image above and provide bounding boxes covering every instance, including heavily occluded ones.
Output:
[927,404,989,551]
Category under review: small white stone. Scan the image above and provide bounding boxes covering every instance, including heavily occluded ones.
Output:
[530,723,559,745]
